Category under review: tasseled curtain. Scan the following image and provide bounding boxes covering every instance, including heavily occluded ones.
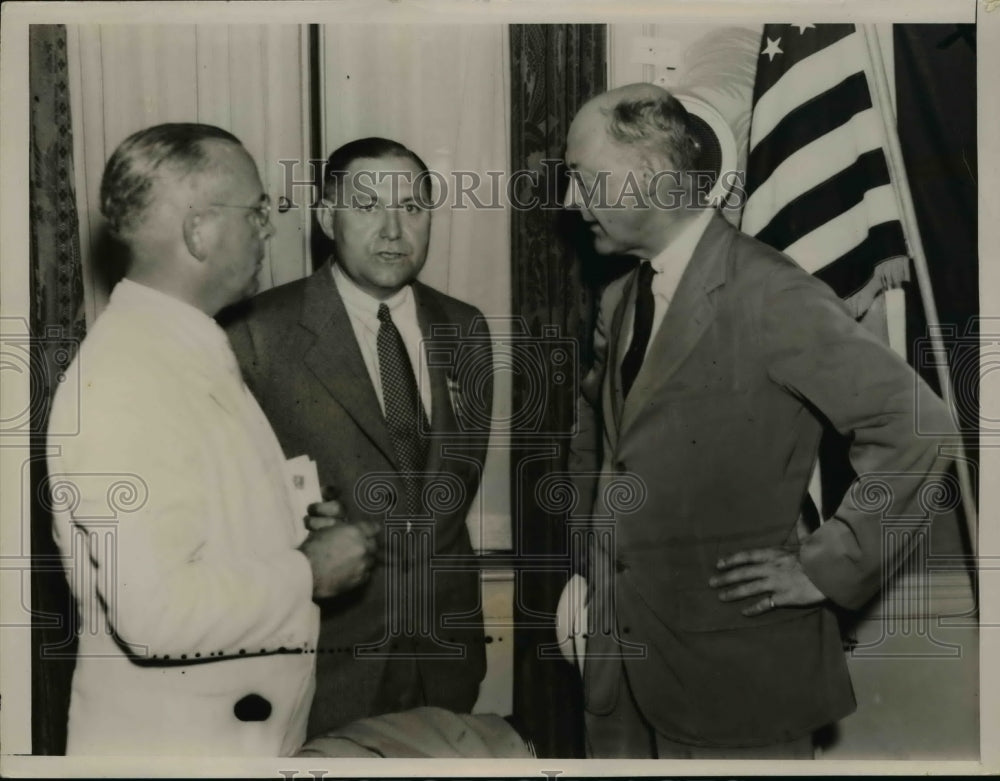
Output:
[29,23,86,755]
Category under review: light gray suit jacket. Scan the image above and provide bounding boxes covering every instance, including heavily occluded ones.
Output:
[571,212,956,746]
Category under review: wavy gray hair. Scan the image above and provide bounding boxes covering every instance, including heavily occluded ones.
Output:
[602,94,701,173]
[100,122,241,238]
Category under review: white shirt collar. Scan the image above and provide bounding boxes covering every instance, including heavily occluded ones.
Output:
[647,208,715,297]
[329,259,431,419]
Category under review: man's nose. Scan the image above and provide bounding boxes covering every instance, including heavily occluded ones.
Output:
[380,207,402,239]
[563,178,595,221]
[563,176,581,210]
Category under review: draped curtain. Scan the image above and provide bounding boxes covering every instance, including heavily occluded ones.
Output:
[66,24,312,323]
[508,24,607,759]
[29,23,86,756]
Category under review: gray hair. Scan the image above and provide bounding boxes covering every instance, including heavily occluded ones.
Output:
[99,122,241,238]
[602,94,701,173]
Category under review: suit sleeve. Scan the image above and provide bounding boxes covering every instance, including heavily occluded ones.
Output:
[567,283,620,578]
[568,282,615,504]
[474,308,494,440]
[759,265,958,609]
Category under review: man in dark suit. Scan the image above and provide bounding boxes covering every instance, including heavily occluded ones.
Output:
[563,83,957,758]
[224,137,491,737]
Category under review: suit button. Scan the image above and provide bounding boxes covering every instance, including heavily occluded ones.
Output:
[615,557,628,573]
[614,461,626,473]
[233,693,272,722]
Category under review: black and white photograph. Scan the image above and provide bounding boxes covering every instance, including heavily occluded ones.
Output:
[0,0,995,775]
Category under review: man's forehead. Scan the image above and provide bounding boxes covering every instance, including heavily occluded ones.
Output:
[195,141,261,194]
[342,155,423,192]
[566,109,616,167]
[200,138,254,173]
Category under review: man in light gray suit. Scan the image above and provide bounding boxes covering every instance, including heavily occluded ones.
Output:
[564,83,956,758]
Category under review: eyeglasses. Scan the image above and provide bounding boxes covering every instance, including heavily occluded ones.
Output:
[210,195,272,229]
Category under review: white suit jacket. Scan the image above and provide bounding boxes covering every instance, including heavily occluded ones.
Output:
[48,279,319,755]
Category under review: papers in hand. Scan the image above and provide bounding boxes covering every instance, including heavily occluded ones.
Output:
[286,454,322,528]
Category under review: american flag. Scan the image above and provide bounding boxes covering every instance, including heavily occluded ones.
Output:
[740,23,910,317]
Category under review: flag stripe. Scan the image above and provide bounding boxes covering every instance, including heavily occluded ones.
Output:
[750,30,865,148]
[742,24,909,303]
[742,110,886,235]
[746,73,872,199]
[783,185,903,273]
[814,221,908,299]
[744,23,912,518]
[752,24,856,99]
[755,148,893,251]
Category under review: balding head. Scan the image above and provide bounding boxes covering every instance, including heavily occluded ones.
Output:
[571,83,701,175]
[564,84,704,258]
[100,123,243,241]
[100,123,274,315]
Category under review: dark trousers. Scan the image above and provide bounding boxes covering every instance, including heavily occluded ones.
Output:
[369,638,427,716]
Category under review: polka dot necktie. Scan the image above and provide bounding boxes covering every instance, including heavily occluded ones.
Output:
[377,303,430,516]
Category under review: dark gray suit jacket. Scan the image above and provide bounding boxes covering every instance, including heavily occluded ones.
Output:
[223,263,491,736]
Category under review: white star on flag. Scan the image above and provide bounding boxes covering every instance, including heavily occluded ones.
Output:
[793,24,815,34]
[762,36,783,61]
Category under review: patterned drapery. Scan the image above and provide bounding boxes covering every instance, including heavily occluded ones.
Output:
[29,23,85,755]
[30,25,86,364]
[509,24,607,758]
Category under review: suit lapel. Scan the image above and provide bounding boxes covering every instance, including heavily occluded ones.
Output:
[300,264,399,469]
[414,283,458,476]
[618,213,733,438]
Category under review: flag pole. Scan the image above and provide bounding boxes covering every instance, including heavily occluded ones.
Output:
[861,24,978,555]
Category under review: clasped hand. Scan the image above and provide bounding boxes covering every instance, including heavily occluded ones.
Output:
[298,499,379,600]
[708,547,825,616]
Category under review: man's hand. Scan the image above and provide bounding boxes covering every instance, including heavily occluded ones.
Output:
[708,547,826,616]
[298,520,380,599]
[304,499,347,531]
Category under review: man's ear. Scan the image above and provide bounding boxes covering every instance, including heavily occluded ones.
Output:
[643,154,689,204]
[316,203,337,241]
[639,152,667,189]
[182,210,209,262]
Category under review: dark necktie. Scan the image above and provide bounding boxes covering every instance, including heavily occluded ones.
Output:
[377,304,430,516]
[620,261,655,398]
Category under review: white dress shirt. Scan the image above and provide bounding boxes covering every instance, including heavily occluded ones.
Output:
[48,278,318,755]
[623,207,716,360]
[331,263,432,421]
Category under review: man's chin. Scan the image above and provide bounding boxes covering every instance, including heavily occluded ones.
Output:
[592,235,621,256]
[371,265,421,294]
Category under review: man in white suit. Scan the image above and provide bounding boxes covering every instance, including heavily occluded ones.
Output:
[47,123,377,755]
